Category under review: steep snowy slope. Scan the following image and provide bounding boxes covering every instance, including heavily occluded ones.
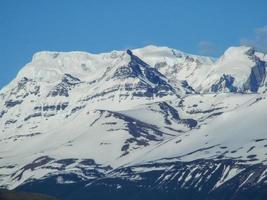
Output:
[130,93,267,164]
[0,45,267,200]
[133,45,215,91]
[0,49,194,189]
[13,92,267,200]
[201,46,266,92]
[134,45,267,93]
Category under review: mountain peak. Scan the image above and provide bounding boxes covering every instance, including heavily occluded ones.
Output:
[216,45,257,72]
[1,44,267,198]
[3,45,266,95]
[222,46,255,58]
[126,49,133,56]
[32,51,94,61]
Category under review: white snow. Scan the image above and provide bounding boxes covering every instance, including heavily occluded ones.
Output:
[0,45,266,189]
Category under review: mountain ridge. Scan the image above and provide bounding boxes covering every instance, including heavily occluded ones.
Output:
[0,45,267,200]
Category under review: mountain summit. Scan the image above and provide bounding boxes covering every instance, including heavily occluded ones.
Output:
[0,45,267,200]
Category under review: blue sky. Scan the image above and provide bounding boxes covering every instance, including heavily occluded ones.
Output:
[1,0,267,89]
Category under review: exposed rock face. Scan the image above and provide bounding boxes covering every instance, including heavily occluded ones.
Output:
[211,74,237,92]
[1,45,267,200]
[47,74,81,97]
[205,47,267,93]
[16,159,267,200]
[244,59,266,92]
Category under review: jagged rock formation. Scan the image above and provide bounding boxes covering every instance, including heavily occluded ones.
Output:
[0,45,267,200]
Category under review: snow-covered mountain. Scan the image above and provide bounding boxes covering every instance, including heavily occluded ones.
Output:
[0,45,267,200]
[134,45,267,93]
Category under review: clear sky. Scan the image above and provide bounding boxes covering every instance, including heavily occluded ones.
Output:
[1,0,267,89]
